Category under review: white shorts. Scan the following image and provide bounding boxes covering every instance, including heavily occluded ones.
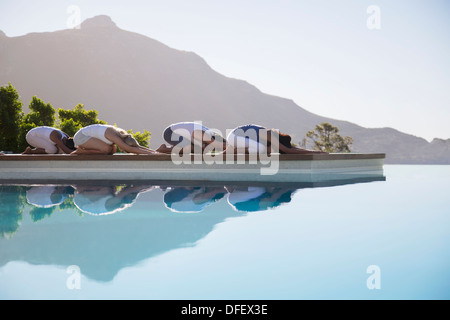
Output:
[73,131,91,147]
[26,132,59,154]
[226,133,267,154]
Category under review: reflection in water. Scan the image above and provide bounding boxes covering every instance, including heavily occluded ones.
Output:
[0,177,384,282]
[0,183,299,238]
[74,185,154,216]
[26,185,74,209]
[26,185,75,222]
[164,186,227,213]
[0,186,27,239]
[226,186,295,212]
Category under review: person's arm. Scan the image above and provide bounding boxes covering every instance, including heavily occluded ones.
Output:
[50,131,73,154]
[54,139,74,154]
[113,138,156,155]
[105,129,156,154]
[136,145,161,153]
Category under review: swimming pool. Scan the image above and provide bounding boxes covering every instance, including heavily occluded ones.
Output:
[0,165,449,300]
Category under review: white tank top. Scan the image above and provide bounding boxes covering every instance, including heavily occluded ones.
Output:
[172,122,211,135]
[79,124,114,145]
[28,126,68,139]
[170,122,214,139]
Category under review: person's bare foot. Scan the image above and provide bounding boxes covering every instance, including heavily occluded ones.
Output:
[156,144,165,151]
[22,147,32,154]
[156,144,172,154]
[70,149,82,155]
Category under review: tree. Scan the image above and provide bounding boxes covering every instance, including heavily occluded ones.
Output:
[0,185,27,239]
[304,122,353,153]
[18,96,57,152]
[23,96,56,127]
[0,83,23,152]
[58,103,107,136]
[58,118,81,138]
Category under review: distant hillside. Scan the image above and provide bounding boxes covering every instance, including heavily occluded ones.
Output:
[0,15,448,163]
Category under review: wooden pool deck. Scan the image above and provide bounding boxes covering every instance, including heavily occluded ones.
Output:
[0,153,385,184]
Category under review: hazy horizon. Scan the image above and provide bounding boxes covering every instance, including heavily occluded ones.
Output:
[1,0,449,141]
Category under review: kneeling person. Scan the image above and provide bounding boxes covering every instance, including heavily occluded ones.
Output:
[23,126,75,154]
[157,122,226,154]
[72,124,157,155]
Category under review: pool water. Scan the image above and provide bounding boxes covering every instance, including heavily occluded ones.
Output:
[0,165,449,300]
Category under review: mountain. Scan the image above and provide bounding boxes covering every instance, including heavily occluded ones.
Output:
[0,15,448,163]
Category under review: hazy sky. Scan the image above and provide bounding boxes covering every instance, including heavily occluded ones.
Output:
[1,0,449,141]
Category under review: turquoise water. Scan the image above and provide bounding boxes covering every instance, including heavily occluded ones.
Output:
[0,165,449,300]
